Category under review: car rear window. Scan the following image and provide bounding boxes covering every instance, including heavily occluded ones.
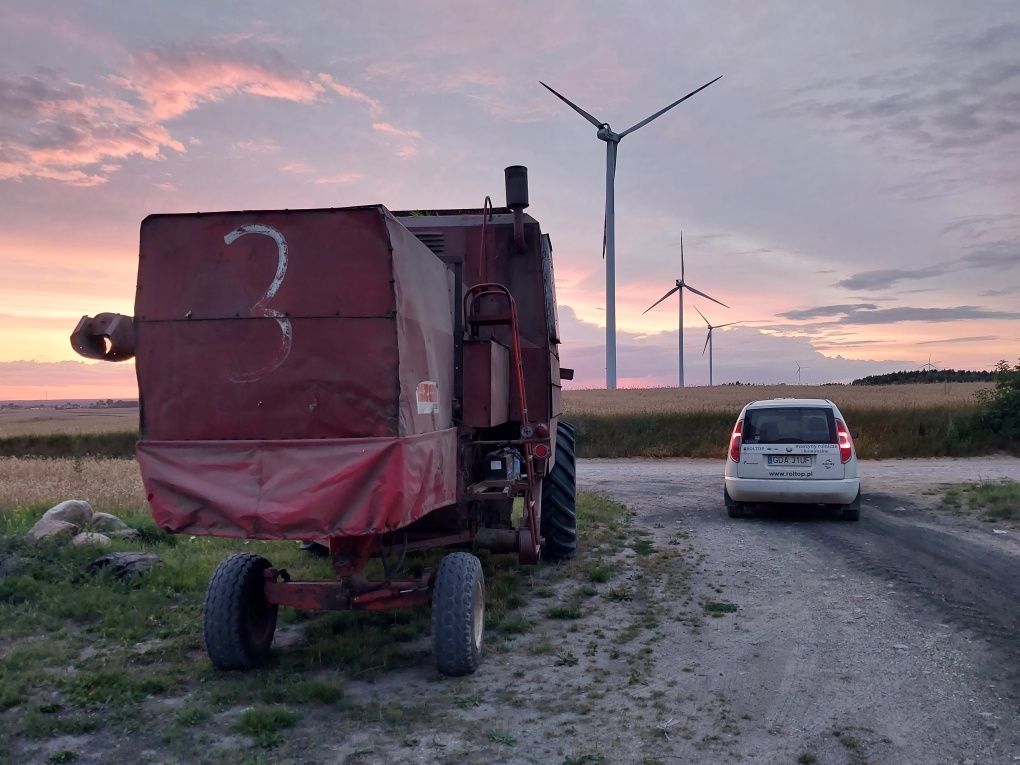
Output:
[743,407,836,445]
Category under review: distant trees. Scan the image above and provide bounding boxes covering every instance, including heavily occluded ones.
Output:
[851,369,994,385]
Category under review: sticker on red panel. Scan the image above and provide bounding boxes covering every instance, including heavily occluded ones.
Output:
[416,381,439,414]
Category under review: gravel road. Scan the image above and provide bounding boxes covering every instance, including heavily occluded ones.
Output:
[577,456,1020,764]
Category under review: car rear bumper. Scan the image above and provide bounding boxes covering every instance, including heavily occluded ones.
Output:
[725,476,860,505]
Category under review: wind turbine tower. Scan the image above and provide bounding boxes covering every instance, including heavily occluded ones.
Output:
[643,232,728,387]
[795,361,809,386]
[541,75,722,389]
[694,306,740,386]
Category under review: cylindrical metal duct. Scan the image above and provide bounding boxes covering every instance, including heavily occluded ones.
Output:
[504,166,529,210]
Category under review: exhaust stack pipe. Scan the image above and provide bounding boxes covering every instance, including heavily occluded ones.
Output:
[504,165,529,251]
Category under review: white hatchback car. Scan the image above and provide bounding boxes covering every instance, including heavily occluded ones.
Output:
[723,398,861,520]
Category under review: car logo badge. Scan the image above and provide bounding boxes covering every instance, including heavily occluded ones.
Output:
[823,459,834,469]
[786,447,793,452]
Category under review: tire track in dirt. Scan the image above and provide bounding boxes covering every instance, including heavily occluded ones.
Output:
[799,494,1020,665]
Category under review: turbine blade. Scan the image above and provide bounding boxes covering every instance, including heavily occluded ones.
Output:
[602,214,607,260]
[702,329,711,356]
[618,75,723,137]
[715,321,741,328]
[539,81,603,128]
[693,304,709,326]
[643,285,681,314]
[680,231,685,281]
[683,283,729,308]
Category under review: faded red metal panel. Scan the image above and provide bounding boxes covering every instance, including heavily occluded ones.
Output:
[138,429,458,539]
[462,340,510,427]
[134,206,457,539]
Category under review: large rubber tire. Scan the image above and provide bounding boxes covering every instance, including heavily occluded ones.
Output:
[841,491,861,522]
[432,552,485,677]
[541,421,577,561]
[203,553,278,670]
[725,487,744,518]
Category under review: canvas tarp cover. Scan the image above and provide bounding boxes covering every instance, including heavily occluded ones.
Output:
[137,430,457,539]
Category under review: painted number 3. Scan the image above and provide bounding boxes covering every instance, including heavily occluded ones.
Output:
[223,224,293,383]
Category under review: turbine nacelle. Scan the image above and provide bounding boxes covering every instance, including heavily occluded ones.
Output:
[596,124,622,143]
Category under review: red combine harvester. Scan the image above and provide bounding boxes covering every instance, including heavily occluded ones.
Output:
[71,166,575,676]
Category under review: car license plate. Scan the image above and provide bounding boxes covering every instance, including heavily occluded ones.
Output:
[767,455,813,466]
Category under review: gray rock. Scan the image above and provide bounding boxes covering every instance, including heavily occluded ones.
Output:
[0,554,21,577]
[81,552,161,581]
[72,532,112,547]
[91,512,130,533]
[108,528,142,540]
[42,499,93,526]
[26,517,79,542]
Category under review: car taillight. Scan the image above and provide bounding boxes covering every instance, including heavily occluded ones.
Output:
[729,419,743,462]
[835,419,853,463]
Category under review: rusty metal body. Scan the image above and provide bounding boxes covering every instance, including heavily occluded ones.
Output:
[72,168,567,617]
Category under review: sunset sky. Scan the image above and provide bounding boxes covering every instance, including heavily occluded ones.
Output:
[2,1,1019,400]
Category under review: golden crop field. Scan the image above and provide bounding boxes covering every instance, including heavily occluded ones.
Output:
[0,407,139,437]
[0,456,145,513]
[563,382,991,415]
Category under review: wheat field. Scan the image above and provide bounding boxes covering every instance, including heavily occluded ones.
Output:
[0,407,139,437]
[563,382,990,415]
[0,457,145,513]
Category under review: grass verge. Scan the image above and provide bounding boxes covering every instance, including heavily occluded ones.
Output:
[567,406,1015,459]
[939,481,1020,522]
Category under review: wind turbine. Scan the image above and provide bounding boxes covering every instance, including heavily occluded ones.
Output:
[642,233,728,387]
[694,306,740,386]
[795,361,809,385]
[920,354,941,372]
[540,75,723,389]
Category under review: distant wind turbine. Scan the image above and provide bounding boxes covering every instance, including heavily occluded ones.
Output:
[643,232,728,387]
[795,361,809,385]
[919,354,941,371]
[540,75,723,389]
[694,306,740,386]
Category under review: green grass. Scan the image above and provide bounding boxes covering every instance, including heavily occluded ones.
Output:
[0,490,628,759]
[941,481,1020,521]
[567,406,1015,459]
[235,706,300,748]
[702,601,738,616]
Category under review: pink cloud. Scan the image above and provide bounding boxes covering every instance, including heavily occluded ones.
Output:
[313,172,362,185]
[372,121,422,139]
[318,74,382,116]
[0,75,186,186]
[115,47,325,120]
[0,49,384,186]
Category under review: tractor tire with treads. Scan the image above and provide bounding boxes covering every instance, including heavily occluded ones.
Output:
[203,553,278,670]
[432,552,485,676]
[541,421,577,561]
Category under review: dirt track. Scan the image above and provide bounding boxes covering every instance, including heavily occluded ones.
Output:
[575,456,1020,764]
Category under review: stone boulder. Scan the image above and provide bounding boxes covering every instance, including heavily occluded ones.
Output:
[26,517,79,542]
[108,528,142,540]
[72,532,112,547]
[41,499,93,526]
[91,512,130,533]
[81,552,162,581]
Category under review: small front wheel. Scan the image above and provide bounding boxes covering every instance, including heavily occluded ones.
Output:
[203,553,278,670]
[432,552,485,677]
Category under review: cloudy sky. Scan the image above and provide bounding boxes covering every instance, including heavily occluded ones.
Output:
[2,1,1019,399]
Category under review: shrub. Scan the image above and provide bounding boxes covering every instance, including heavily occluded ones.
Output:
[977,359,1020,440]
